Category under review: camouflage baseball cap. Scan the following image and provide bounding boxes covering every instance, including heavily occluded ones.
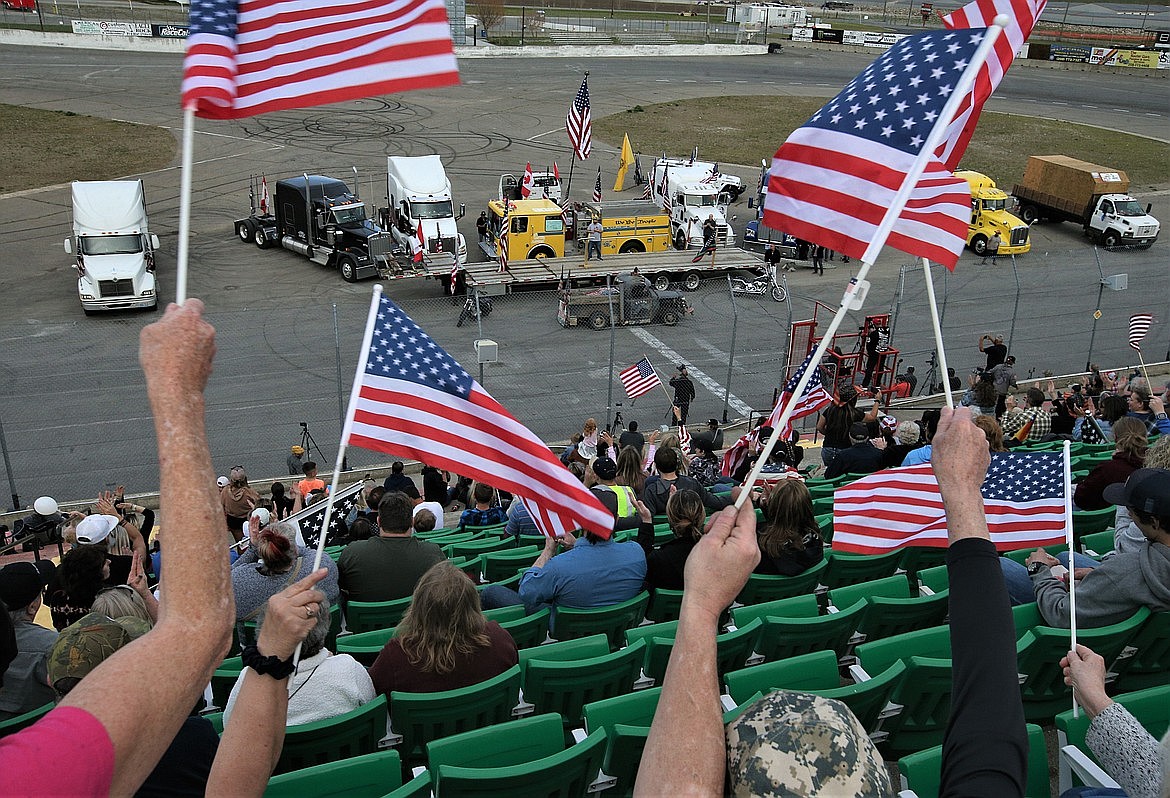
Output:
[726,691,894,798]
[47,611,151,690]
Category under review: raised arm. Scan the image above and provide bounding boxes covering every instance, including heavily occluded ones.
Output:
[59,300,235,794]
[636,502,759,796]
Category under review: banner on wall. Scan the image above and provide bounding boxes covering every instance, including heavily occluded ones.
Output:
[72,20,152,36]
[1048,44,1090,62]
[151,24,189,38]
[1090,47,1159,68]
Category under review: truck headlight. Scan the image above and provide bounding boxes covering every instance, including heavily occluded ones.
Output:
[141,289,155,297]
[80,294,95,301]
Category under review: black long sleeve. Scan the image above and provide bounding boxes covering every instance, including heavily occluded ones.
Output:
[939,538,1028,797]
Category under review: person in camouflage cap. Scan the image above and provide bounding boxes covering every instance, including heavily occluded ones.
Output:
[726,690,893,797]
[46,611,151,696]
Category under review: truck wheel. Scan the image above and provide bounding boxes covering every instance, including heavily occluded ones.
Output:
[1018,204,1038,225]
[652,273,671,291]
[1102,230,1121,249]
[970,235,988,256]
[771,283,788,302]
[662,311,680,326]
[588,311,609,331]
[683,271,701,291]
[619,240,645,254]
[674,232,688,250]
[529,246,555,260]
[236,220,253,242]
[338,255,359,283]
[253,226,269,249]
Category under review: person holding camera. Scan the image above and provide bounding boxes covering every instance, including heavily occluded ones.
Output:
[978,333,1007,371]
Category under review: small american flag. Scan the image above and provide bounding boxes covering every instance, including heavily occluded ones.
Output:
[677,424,692,455]
[180,0,459,119]
[660,166,672,214]
[766,351,832,438]
[940,0,1046,171]
[497,204,509,273]
[832,450,1068,554]
[287,481,364,549]
[762,29,983,269]
[1129,313,1154,350]
[566,75,592,161]
[619,357,662,400]
[346,291,613,540]
[593,168,603,204]
[701,164,720,185]
[641,182,652,200]
[721,427,761,479]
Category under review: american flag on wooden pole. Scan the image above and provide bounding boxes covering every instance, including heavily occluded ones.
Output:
[593,168,603,203]
[566,74,592,161]
[832,450,1069,553]
[343,287,613,540]
[619,357,662,400]
[497,203,509,273]
[766,350,832,438]
[1129,313,1154,350]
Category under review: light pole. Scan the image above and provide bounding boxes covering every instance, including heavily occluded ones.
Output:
[1085,247,1128,371]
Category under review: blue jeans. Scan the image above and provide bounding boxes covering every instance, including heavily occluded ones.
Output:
[1060,789,1126,798]
[480,585,525,611]
[820,446,845,471]
[587,241,602,260]
[1000,550,1100,606]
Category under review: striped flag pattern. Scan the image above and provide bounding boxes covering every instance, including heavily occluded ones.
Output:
[832,451,1068,554]
[762,29,983,269]
[497,204,509,273]
[566,75,592,160]
[286,481,364,549]
[677,424,691,455]
[721,426,761,479]
[940,0,1046,171]
[619,357,662,400]
[347,292,613,540]
[766,350,832,438]
[1129,313,1154,350]
[593,168,603,203]
[180,0,459,119]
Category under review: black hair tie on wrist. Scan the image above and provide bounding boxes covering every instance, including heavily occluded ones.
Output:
[241,645,295,679]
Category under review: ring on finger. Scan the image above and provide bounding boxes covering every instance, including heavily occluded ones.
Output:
[304,604,313,618]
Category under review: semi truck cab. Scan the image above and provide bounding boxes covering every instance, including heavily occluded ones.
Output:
[957,170,1031,257]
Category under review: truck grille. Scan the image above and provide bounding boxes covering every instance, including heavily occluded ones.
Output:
[1135,225,1156,237]
[367,234,393,258]
[1010,227,1029,247]
[98,279,135,298]
[428,236,458,255]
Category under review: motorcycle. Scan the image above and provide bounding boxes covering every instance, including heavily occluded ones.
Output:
[456,294,493,327]
[730,267,787,302]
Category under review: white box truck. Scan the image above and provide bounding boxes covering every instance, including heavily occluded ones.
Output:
[64,181,159,315]
[385,155,466,264]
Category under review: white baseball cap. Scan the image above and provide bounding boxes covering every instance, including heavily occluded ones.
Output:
[76,514,119,545]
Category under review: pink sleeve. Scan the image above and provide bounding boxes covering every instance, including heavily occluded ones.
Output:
[0,706,115,796]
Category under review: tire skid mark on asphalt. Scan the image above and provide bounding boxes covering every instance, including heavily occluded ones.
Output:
[627,326,753,417]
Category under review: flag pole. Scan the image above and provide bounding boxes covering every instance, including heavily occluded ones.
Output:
[733,19,1007,510]
[295,284,384,666]
[175,107,196,305]
[1136,349,1153,390]
[1063,438,1080,718]
[566,153,577,201]
[920,257,956,408]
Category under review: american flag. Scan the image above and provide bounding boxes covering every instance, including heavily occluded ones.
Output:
[677,424,691,455]
[593,168,603,203]
[766,351,832,438]
[1129,313,1154,350]
[521,162,535,199]
[832,450,1068,554]
[762,29,983,269]
[180,0,459,119]
[448,254,459,295]
[641,182,652,200]
[1078,415,1107,445]
[660,166,672,214]
[497,204,509,273]
[619,357,662,400]
[566,75,592,161]
[940,0,1046,171]
[721,426,761,479]
[701,164,720,185]
[346,292,613,540]
[287,481,364,549]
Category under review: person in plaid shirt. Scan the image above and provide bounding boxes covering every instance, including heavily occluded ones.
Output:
[1001,387,1053,444]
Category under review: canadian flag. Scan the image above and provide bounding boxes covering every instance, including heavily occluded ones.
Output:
[553,162,560,181]
[413,219,425,263]
[521,162,535,199]
[259,176,269,215]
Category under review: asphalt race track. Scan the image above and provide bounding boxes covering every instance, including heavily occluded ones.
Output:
[0,44,1166,498]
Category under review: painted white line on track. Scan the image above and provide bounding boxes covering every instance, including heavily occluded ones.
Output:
[628,327,753,416]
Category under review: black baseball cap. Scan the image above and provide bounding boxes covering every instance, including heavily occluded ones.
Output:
[1103,468,1170,516]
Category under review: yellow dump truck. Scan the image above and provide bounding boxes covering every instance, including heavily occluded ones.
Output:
[956,170,1031,257]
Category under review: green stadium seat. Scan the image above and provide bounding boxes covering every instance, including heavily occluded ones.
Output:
[335,627,395,667]
[521,640,646,726]
[210,656,244,710]
[482,604,527,623]
[421,530,481,546]
[518,634,611,669]
[899,723,1050,798]
[551,591,650,650]
[390,665,522,764]
[446,535,517,561]
[275,694,388,775]
[1072,506,1115,546]
[380,771,431,798]
[480,546,541,583]
[811,496,834,516]
[638,619,763,684]
[498,608,552,649]
[822,549,904,589]
[583,688,662,798]
[0,702,53,739]
[859,591,950,643]
[1112,610,1170,691]
[828,573,911,608]
[898,546,949,582]
[916,564,949,595]
[755,600,868,663]
[461,523,508,536]
[264,750,401,798]
[730,592,821,629]
[325,603,342,652]
[346,596,413,634]
[1078,529,1115,558]
[735,559,828,606]
[807,482,837,501]
[645,588,685,623]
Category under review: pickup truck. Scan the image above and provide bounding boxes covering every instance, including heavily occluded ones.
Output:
[558,276,692,330]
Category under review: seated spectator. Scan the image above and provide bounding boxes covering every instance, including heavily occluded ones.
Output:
[650,430,688,476]
[224,598,373,726]
[91,554,157,625]
[504,498,542,541]
[638,490,706,591]
[338,492,445,603]
[221,466,260,543]
[1126,385,1157,433]
[1115,437,1170,554]
[369,562,517,695]
[268,482,295,521]
[618,420,646,454]
[754,480,824,576]
[1001,387,1053,444]
[903,409,943,466]
[457,482,507,531]
[1073,417,1147,511]
[296,462,326,500]
[0,562,58,720]
[1001,468,1170,627]
[881,420,922,468]
[817,386,877,472]
[45,545,108,631]
[687,439,726,488]
[960,370,998,417]
[413,509,438,534]
[344,517,375,545]
[421,465,450,507]
[690,419,724,453]
[972,414,1008,453]
[1072,394,1128,443]
[346,484,384,529]
[642,447,736,516]
[232,523,340,624]
[615,445,649,496]
[411,489,445,528]
[823,423,883,480]
[382,461,415,495]
[1061,644,1168,798]
[590,457,639,530]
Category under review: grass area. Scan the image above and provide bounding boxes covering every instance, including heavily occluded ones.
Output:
[0,104,176,194]
[594,96,1170,190]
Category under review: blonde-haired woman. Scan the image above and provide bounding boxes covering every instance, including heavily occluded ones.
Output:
[1074,416,1147,511]
[369,561,517,695]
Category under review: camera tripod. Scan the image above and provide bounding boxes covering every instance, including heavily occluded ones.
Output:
[298,422,329,468]
[607,404,625,436]
[920,353,940,397]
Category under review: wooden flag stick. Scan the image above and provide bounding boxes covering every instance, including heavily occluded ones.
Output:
[1136,349,1153,391]
[920,257,955,409]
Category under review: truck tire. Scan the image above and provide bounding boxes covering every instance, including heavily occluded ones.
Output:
[338,254,359,283]
[771,283,788,302]
[652,273,671,291]
[619,240,645,254]
[683,271,701,291]
[1102,230,1121,249]
[662,310,680,326]
[253,225,269,249]
[529,245,555,260]
[1018,204,1038,225]
[674,231,688,250]
[970,235,988,256]
[236,220,254,242]
[588,310,609,331]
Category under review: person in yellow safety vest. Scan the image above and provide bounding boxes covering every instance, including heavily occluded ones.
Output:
[589,457,639,531]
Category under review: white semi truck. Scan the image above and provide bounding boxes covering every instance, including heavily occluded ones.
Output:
[385,155,467,265]
[64,181,159,315]
[648,158,738,250]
